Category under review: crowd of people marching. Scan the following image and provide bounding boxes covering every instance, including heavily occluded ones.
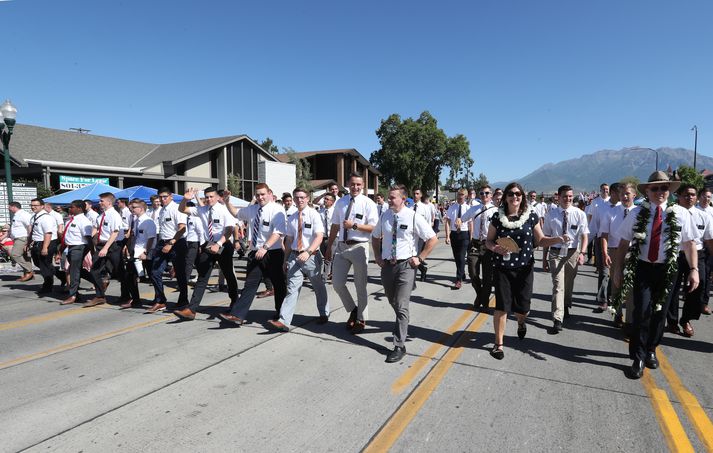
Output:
[1,170,710,374]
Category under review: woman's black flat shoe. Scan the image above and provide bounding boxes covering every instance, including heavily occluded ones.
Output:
[490,344,504,360]
[517,323,527,340]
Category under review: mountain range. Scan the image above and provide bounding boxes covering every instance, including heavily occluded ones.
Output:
[492,147,712,193]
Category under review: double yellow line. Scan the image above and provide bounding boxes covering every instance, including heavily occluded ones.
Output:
[642,351,713,452]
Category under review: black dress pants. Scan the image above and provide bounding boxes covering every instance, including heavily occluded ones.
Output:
[185,242,239,312]
[88,242,123,297]
[449,231,470,282]
[631,261,676,361]
[31,240,58,289]
[666,251,705,326]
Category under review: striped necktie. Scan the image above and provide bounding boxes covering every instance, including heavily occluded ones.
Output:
[390,214,398,264]
[252,206,263,249]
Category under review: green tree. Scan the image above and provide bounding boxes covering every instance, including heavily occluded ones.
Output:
[284,147,314,192]
[473,172,489,190]
[370,111,472,192]
[226,173,242,199]
[675,165,704,190]
[259,137,279,155]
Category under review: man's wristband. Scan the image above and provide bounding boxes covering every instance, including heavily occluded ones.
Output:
[691,267,699,271]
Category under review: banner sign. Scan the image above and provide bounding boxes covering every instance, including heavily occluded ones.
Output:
[59,175,110,190]
[0,182,38,226]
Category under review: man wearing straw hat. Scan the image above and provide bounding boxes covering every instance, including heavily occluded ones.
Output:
[612,171,699,379]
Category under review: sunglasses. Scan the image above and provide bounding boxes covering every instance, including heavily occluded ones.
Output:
[649,185,669,193]
[479,191,491,195]
[506,191,522,197]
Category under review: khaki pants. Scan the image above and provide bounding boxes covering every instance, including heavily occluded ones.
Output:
[332,241,370,321]
[10,237,33,273]
[548,248,580,322]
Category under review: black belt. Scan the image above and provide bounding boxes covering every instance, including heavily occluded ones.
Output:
[343,240,366,246]
[388,258,412,264]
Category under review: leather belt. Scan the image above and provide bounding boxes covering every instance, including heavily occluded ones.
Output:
[343,240,365,246]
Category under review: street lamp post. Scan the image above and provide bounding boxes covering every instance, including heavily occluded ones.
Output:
[643,147,659,171]
[692,125,698,171]
[0,99,18,204]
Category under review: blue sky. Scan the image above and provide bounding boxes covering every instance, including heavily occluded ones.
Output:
[3,0,712,183]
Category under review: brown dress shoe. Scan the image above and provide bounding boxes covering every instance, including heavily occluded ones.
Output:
[60,296,77,305]
[454,280,462,289]
[146,303,166,313]
[173,307,196,320]
[351,320,366,334]
[218,313,245,325]
[17,272,35,282]
[267,319,290,332]
[681,322,694,338]
[83,297,106,308]
[256,289,275,299]
[119,299,135,309]
[102,280,110,291]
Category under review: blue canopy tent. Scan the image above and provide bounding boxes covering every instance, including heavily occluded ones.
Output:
[43,182,120,205]
[112,186,183,203]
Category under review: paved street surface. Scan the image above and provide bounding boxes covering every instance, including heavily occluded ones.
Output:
[1,234,712,453]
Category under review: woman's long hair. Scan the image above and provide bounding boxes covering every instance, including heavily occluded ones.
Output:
[502,182,528,217]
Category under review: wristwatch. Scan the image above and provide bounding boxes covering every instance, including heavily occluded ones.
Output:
[351,224,358,231]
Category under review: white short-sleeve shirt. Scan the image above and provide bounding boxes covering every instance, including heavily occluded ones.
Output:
[10,209,31,239]
[372,207,436,260]
[599,204,634,249]
[237,202,286,250]
[462,203,496,240]
[188,203,236,243]
[543,206,590,250]
[331,193,378,242]
[31,212,58,241]
[63,213,93,246]
[617,203,698,263]
[95,207,126,242]
[133,213,157,250]
[445,203,470,232]
[286,206,325,250]
[157,201,187,241]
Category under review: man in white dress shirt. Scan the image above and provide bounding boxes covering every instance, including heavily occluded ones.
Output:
[174,187,238,320]
[444,188,471,289]
[28,198,58,295]
[220,183,287,325]
[412,187,433,282]
[120,199,156,309]
[7,201,34,281]
[593,183,620,312]
[462,185,497,309]
[695,187,713,315]
[543,185,590,333]
[373,185,437,363]
[320,193,337,279]
[612,172,699,379]
[59,200,95,305]
[268,187,329,331]
[325,172,378,333]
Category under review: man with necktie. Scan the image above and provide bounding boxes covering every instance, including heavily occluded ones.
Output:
[444,188,471,289]
[268,187,329,331]
[461,185,496,309]
[325,172,378,333]
[220,183,287,325]
[58,200,94,305]
[120,199,156,309]
[412,187,433,282]
[372,185,437,362]
[613,172,699,379]
[174,187,238,320]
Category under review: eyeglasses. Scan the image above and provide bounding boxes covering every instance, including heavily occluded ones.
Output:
[649,185,669,193]
[159,195,171,199]
[506,191,522,197]
[30,204,42,207]
[479,191,491,195]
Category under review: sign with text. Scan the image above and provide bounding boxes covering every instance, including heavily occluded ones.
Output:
[59,175,110,190]
[0,182,38,226]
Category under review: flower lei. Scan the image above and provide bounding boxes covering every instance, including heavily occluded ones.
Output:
[611,201,679,314]
[497,206,530,229]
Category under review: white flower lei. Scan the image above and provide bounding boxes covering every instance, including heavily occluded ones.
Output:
[497,206,530,229]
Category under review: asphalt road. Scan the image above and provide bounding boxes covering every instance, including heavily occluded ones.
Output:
[0,235,712,453]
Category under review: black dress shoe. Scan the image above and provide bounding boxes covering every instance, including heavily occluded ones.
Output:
[316,315,329,325]
[548,320,563,334]
[346,308,358,330]
[645,351,659,369]
[629,359,645,379]
[385,346,406,363]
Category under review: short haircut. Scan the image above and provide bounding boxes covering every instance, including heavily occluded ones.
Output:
[698,187,712,196]
[117,198,129,205]
[149,195,159,202]
[609,182,620,193]
[158,187,172,195]
[324,194,336,202]
[99,192,116,202]
[292,187,308,196]
[130,197,146,208]
[389,185,408,199]
[480,185,492,191]
[217,189,225,197]
[494,188,503,194]
[412,187,422,193]
[620,182,637,192]
[600,183,609,189]
[204,187,218,195]
[528,190,537,196]
[457,188,468,196]
[255,183,271,192]
[348,171,363,181]
[31,198,44,205]
[375,193,384,199]
[9,201,21,209]
[281,192,293,201]
[70,200,85,212]
[676,183,697,195]
[557,185,573,195]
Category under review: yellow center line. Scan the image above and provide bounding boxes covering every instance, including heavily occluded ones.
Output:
[364,312,489,453]
[641,372,695,453]
[658,351,713,452]
[391,300,490,395]
[0,315,173,370]
[0,306,102,331]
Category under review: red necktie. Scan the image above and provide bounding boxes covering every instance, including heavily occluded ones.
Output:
[648,206,662,262]
[61,216,74,246]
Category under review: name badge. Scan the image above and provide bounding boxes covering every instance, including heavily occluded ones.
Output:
[213,219,220,223]
[355,213,364,220]
[138,229,144,233]
[304,223,312,229]
[399,224,408,230]
[104,222,109,226]
[165,217,172,221]
[71,224,76,227]
[570,225,577,231]
[262,220,270,226]
[698,225,705,230]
